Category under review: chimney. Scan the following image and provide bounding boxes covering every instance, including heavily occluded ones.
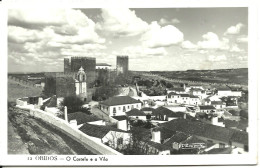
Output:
[117,120,128,131]
[64,106,68,122]
[151,129,161,143]
[211,116,218,125]
[38,97,43,106]
[69,120,78,129]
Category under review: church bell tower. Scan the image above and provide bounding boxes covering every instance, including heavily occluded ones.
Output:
[75,66,87,101]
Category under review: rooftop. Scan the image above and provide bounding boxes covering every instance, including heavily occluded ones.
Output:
[96,63,111,66]
[207,147,232,154]
[211,101,225,105]
[199,105,216,110]
[111,115,128,121]
[100,96,141,106]
[79,123,129,139]
[189,95,199,98]
[164,132,190,146]
[168,92,179,96]
[147,141,171,151]
[180,94,190,97]
[169,88,185,92]
[153,106,174,116]
[161,119,248,145]
[217,87,231,91]
[126,108,147,116]
[230,131,248,144]
[68,112,101,125]
[140,107,156,114]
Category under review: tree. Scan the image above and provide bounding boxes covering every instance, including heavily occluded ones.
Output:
[144,80,153,88]
[59,95,85,113]
[92,85,119,101]
[43,77,56,97]
[160,80,166,86]
[166,83,173,88]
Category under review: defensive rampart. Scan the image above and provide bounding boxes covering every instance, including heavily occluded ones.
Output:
[15,98,122,155]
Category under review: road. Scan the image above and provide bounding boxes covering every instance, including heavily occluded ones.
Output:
[8,107,95,155]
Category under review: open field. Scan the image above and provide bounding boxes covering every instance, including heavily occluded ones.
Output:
[132,68,248,87]
[151,68,248,85]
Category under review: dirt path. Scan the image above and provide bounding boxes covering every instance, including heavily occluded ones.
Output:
[8,107,95,155]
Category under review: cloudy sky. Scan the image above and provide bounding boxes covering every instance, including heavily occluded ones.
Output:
[8,8,248,72]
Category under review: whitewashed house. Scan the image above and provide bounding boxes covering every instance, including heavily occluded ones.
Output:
[100,96,142,116]
[167,92,201,106]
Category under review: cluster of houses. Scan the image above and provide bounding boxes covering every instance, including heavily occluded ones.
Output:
[60,94,248,155]
[17,79,247,155]
[64,80,246,155]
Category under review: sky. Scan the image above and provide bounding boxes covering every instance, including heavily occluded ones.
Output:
[8,8,248,72]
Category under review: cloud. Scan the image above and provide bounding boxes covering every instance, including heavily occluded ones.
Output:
[224,23,244,35]
[236,36,248,43]
[208,54,227,62]
[230,44,244,52]
[120,46,167,58]
[96,8,149,37]
[181,40,197,49]
[8,26,42,43]
[197,32,229,50]
[141,21,184,48]
[8,9,66,29]
[159,18,180,25]
[8,9,105,44]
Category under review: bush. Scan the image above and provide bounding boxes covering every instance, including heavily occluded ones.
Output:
[229,110,240,116]
[240,110,248,119]
[92,85,119,101]
[59,95,85,113]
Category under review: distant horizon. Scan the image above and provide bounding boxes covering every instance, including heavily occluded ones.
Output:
[8,67,248,74]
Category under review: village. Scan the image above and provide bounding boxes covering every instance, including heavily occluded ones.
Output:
[12,55,248,155]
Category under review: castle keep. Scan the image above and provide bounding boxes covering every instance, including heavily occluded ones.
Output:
[116,56,129,76]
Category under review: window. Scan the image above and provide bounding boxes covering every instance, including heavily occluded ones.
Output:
[113,107,116,113]
[219,143,225,148]
[118,107,121,110]
[128,106,130,109]
[131,105,134,109]
[123,106,126,112]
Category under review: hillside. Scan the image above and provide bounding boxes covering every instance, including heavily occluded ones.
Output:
[150,68,248,85]
[8,78,43,102]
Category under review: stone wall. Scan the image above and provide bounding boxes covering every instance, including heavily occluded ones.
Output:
[16,98,122,155]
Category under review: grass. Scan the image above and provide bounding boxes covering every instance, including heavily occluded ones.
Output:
[8,78,42,102]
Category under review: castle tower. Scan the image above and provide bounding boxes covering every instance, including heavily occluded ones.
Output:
[64,58,71,73]
[116,55,129,76]
[75,66,87,101]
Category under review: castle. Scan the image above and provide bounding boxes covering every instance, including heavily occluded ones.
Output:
[44,56,129,103]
